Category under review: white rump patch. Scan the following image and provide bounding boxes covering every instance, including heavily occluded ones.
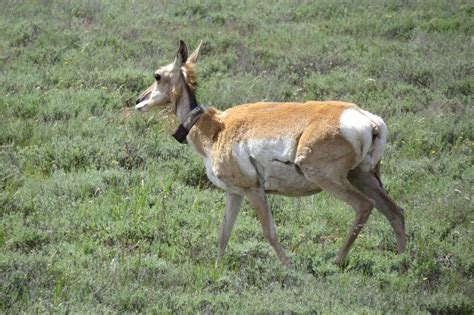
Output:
[339,108,387,171]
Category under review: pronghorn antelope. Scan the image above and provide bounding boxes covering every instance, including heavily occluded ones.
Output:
[135,40,406,267]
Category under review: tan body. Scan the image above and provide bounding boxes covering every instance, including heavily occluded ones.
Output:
[136,41,406,267]
[190,102,354,195]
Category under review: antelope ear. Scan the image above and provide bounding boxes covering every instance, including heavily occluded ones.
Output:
[173,40,188,67]
[187,40,203,64]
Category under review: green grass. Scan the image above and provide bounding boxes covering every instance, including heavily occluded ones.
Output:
[1,0,473,313]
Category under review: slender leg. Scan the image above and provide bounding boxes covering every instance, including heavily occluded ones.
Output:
[215,192,243,267]
[246,190,290,266]
[304,175,375,265]
[348,168,406,254]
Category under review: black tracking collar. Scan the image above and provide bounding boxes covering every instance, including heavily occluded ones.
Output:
[172,105,205,144]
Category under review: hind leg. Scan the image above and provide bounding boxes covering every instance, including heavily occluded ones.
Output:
[302,170,375,265]
[348,168,406,254]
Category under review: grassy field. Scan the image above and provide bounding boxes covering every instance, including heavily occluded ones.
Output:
[1,0,473,313]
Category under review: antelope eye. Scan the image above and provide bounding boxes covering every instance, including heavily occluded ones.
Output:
[154,73,161,81]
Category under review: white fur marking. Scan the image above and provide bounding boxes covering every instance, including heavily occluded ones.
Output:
[339,108,387,171]
[234,138,297,179]
[203,157,228,190]
[231,138,319,194]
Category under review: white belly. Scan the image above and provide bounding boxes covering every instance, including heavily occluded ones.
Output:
[231,138,321,196]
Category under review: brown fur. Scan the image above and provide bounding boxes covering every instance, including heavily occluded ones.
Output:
[188,101,357,189]
[220,101,353,141]
[192,101,355,151]
[373,160,383,188]
[183,63,198,91]
[136,41,406,267]
[189,108,223,156]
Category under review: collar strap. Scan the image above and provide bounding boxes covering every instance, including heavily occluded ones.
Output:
[172,105,205,143]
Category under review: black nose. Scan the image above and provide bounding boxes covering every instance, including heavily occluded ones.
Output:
[154,73,161,81]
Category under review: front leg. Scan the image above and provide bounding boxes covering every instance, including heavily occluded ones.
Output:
[246,190,290,266]
[216,192,243,267]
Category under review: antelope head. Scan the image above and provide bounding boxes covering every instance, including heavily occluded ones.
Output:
[135,40,203,113]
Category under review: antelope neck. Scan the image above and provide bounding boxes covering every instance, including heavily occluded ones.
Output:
[172,84,205,144]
